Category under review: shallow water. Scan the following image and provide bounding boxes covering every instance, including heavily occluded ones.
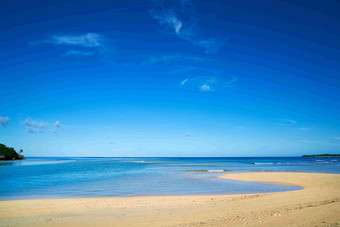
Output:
[1,157,339,200]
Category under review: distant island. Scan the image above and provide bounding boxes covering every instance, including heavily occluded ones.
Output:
[302,154,340,157]
[0,143,25,160]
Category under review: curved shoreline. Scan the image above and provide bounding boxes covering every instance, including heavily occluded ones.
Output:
[1,172,340,226]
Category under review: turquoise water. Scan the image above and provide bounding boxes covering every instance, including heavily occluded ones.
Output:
[0,157,339,200]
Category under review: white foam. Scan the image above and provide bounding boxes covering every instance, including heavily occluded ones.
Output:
[207,170,225,173]
[253,163,274,165]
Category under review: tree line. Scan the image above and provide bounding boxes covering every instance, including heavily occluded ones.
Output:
[0,143,24,160]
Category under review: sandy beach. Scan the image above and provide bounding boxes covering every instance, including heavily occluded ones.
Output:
[1,172,339,227]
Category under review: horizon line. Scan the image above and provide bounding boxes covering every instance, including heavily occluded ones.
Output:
[24,156,310,158]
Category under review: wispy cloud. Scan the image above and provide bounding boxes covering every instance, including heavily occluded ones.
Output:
[199,84,211,92]
[0,116,10,127]
[332,137,340,140]
[189,38,219,55]
[181,78,188,86]
[30,33,111,60]
[49,33,103,47]
[145,54,202,64]
[180,75,237,92]
[279,119,311,131]
[22,118,61,134]
[53,121,61,133]
[170,67,197,74]
[150,2,222,54]
[152,10,183,35]
[66,50,96,56]
[285,119,297,124]
[223,76,238,88]
[23,118,47,133]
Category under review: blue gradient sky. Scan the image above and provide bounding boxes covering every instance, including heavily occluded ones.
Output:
[1,0,340,157]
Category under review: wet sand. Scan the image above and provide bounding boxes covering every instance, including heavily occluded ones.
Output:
[1,172,339,226]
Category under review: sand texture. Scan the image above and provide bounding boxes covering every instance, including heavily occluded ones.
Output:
[1,172,340,226]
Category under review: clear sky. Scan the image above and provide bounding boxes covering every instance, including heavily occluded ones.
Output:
[1,0,340,157]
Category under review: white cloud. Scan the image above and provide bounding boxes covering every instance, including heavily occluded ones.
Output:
[180,75,236,92]
[0,116,10,127]
[169,67,197,74]
[179,74,238,92]
[150,6,221,54]
[152,10,183,35]
[53,121,61,133]
[55,121,61,127]
[23,118,47,133]
[224,76,238,88]
[50,33,102,47]
[199,84,211,91]
[30,33,112,60]
[285,119,297,124]
[190,38,218,55]
[181,78,188,86]
[22,118,61,134]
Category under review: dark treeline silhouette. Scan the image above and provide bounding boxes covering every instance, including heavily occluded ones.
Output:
[302,154,340,157]
[0,144,25,160]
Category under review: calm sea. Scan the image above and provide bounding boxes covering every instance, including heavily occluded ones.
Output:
[0,157,339,200]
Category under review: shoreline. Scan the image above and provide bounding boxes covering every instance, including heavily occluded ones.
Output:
[0,171,303,202]
[1,172,339,226]
[0,184,303,202]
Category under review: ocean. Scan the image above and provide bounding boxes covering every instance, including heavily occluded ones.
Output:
[0,157,339,200]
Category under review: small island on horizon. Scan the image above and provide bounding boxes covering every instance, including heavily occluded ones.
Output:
[0,143,25,160]
[302,154,340,157]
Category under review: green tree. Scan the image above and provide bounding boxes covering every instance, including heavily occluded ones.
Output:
[0,144,23,160]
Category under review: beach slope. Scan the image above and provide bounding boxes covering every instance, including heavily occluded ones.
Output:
[1,172,339,226]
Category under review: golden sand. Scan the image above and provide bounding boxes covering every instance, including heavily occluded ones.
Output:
[1,172,339,226]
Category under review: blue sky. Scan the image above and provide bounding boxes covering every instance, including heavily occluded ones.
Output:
[1,0,340,157]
